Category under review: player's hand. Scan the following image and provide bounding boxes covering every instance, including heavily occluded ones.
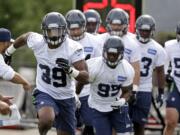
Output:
[56,58,71,73]
[111,97,126,110]
[75,94,81,109]
[0,101,11,115]
[23,83,32,91]
[156,93,164,108]
[1,96,14,105]
[3,53,12,65]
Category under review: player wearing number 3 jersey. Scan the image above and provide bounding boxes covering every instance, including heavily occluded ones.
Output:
[128,15,167,135]
[4,12,89,135]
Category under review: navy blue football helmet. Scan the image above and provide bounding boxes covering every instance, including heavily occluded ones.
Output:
[84,9,101,34]
[41,12,67,46]
[65,10,86,41]
[106,8,129,37]
[103,36,124,68]
[136,14,155,43]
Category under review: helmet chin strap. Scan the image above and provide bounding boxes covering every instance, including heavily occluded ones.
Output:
[104,53,122,68]
[138,36,150,43]
[70,34,84,41]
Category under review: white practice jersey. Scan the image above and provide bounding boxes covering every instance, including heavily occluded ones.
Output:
[87,57,135,112]
[27,32,85,99]
[0,54,15,80]
[165,39,180,93]
[77,32,101,97]
[134,38,167,92]
[98,32,141,63]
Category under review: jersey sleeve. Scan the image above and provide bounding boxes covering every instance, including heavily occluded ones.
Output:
[86,58,99,82]
[0,55,15,80]
[71,42,85,63]
[155,45,167,67]
[122,60,135,87]
[27,32,43,51]
[130,42,141,63]
[164,42,171,74]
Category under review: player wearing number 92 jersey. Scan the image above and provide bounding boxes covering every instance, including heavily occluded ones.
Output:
[87,57,134,112]
[82,36,135,135]
[27,32,85,99]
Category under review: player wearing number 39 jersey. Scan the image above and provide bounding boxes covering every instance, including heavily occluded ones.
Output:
[129,15,166,135]
[4,12,89,135]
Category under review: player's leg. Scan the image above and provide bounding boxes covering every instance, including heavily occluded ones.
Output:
[129,92,152,135]
[164,108,179,135]
[164,85,180,135]
[79,95,95,135]
[32,90,57,135]
[38,106,55,135]
[90,108,112,135]
[112,104,133,135]
[56,97,76,135]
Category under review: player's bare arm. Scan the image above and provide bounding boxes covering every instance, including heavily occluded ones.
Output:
[131,60,140,89]
[121,84,133,101]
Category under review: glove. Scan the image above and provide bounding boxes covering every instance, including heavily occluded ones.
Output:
[166,74,173,84]
[56,58,71,73]
[111,98,126,110]
[3,53,12,65]
[75,94,81,109]
[156,88,164,108]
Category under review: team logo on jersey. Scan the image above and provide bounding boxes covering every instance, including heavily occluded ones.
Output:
[84,47,93,52]
[147,49,157,55]
[117,76,127,81]
[124,48,132,54]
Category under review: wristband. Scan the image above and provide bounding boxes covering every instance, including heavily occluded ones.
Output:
[6,44,16,56]
[133,84,139,92]
[69,67,80,78]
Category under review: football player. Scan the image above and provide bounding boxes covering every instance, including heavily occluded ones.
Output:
[98,8,140,94]
[0,28,31,114]
[4,12,89,135]
[77,36,135,135]
[129,15,166,135]
[163,22,180,135]
[84,9,101,35]
[65,9,101,135]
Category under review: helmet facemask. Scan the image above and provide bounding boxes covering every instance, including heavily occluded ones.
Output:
[67,23,85,41]
[43,25,66,46]
[107,19,128,37]
[86,17,99,34]
[136,24,154,43]
[103,47,123,69]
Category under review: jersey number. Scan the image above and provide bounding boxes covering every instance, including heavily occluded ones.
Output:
[98,83,121,97]
[39,64,67,87]
[174,58,180,77]
[141,57,152,77]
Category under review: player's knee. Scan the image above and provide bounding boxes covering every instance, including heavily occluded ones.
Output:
[166,118,178,128]
[38,114,54,128]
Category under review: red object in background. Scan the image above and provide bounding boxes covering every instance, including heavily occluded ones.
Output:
[81,0,139,33]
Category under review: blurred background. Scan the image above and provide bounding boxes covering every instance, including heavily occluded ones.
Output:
[1,0,180,134]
